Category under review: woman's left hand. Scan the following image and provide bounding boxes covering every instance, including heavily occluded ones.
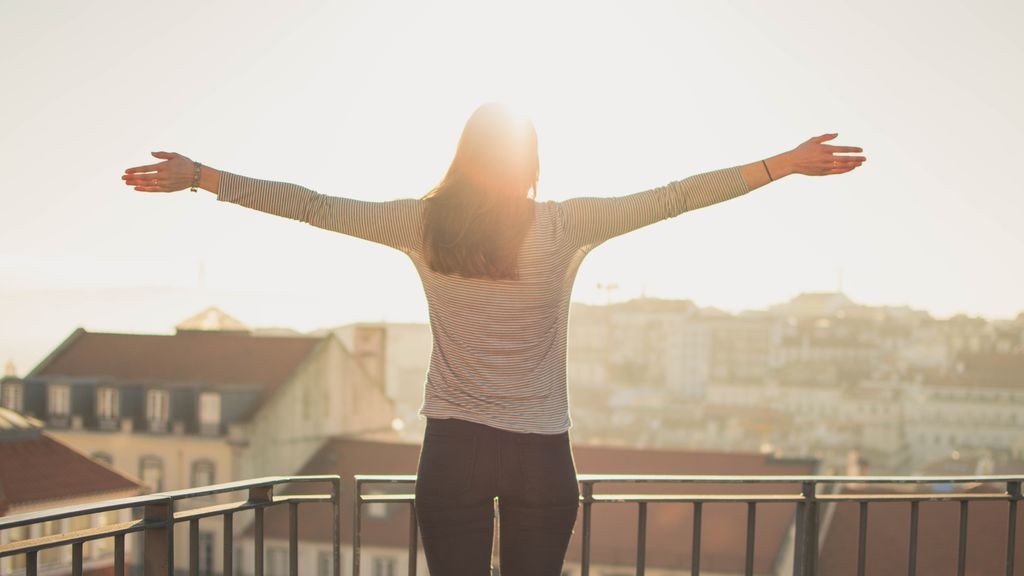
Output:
[122,151,196,192]
[786,133,866,177]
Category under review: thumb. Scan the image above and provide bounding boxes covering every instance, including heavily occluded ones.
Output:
[151,151,176,159]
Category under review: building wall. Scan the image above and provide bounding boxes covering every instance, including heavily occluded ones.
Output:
[238,337,397,481]
[48,429,237,572]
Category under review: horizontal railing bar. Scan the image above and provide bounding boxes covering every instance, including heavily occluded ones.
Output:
[591,492,1013,502]
[354,475,417,483]
[0,519,152,557]
[819,493,1010,503]
[157,475,340,500]
[576,474,1024,484]
[353,473,1024,485]
[360,494,417,503]
[0,495,171,530]
[0,475,342,531]
[595,495,805,504]
[172,495,332,523]
[356,492,1014,506]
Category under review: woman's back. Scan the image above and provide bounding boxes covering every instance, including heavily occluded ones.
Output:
[413,199,584,433]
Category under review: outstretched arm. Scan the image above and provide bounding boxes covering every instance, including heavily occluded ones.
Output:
[557,133,865,251]
[123,153,423,254]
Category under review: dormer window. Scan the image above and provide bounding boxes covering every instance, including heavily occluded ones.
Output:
[1,381,22,412]
[198,391,221,435]
[96,386,119,427]
[146,389,170,433]
[48,383,70,425]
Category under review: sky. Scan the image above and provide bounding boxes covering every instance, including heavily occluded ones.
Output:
[1,0,1022,374]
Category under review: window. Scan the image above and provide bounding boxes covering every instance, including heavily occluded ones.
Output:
[97,387,119,421]
[191,459,216,488]
[198,391,221,434]
[372,556,396,576]
[139,456,164,492]
[146,389,170,432]
[92,451,113,466]
[1,381,22,412]
[198,531,215,576]
[48,383,70,417]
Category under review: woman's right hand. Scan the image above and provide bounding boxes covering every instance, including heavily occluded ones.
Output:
[122,151,198,192]
[786,133,866,176]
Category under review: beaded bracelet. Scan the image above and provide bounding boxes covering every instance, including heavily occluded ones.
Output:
[190,161,203,193]
[761,159,774,182]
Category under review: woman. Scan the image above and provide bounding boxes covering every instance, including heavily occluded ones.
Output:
[122,102,865,575]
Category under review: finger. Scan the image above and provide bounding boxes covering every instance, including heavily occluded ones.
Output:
[811,133,838,143]
[151,151,178,159]
[822,145,863,153]
[826,156,866,163]
[125,162,167,174]
[824,165,858,175]
[123,174,168,184]
[133,184,171,192]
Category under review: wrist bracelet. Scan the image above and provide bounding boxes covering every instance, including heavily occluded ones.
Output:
[190,161,202,192]
[761,159,774,182]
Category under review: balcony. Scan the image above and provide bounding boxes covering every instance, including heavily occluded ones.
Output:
[0,474,1021,576]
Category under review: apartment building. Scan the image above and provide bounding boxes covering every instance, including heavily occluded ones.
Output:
[0,307,397,572]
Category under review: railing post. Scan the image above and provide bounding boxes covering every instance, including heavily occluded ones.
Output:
[581,481,593,576]
[636,502,647,576]
[289,501,299,576]
[1008,480,1021,576]
[26,550,37,576]
[792,491,805,576]
[353,478,363,576]
[249,485,273,576]
[333,477,342,576]
[409,502,419,576]
[223,513,233,576]
[799,481,818,576]
[143,500,173,576]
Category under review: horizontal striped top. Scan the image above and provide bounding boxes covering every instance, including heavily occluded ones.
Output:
[216,165,751,434]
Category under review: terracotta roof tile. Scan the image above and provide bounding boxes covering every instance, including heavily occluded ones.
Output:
[32,329,324,389]
[0,427,142,510]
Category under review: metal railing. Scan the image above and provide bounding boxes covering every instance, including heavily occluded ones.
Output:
[3,473,1021,576]
[0,475,341,576]
[354,473,1024,576]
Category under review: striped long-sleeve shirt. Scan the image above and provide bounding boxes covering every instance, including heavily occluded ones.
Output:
[215,166,752,434]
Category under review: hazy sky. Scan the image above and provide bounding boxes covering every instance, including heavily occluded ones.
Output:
[1,0,1022,373]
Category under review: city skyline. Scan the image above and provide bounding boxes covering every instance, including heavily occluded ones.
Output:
[3,282,1019,383]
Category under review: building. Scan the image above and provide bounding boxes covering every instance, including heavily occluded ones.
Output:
[330,322,432,440]
[0,308,398,573]
[0,406,144,575]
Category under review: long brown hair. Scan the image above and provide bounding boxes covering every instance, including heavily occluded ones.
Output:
[421,102,539,280]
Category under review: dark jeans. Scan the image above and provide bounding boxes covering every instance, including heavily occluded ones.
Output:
[414,417,580,576]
